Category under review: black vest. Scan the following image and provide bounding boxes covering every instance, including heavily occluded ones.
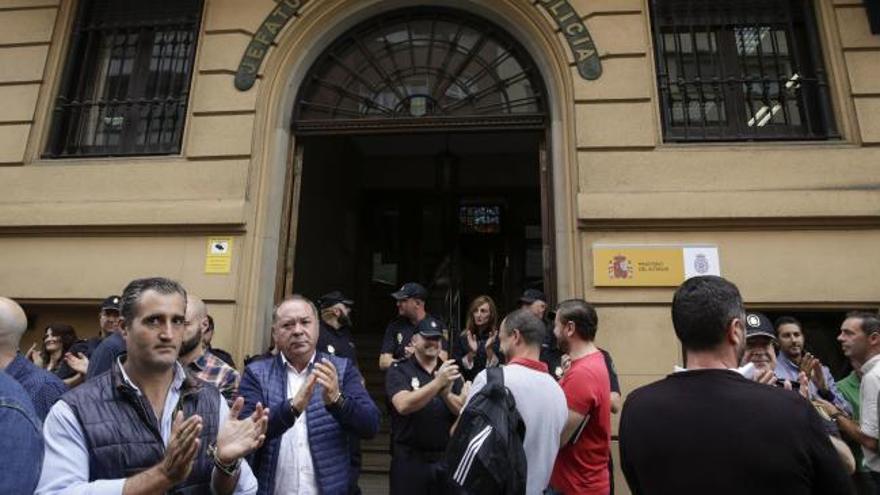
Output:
[63,360,220,494]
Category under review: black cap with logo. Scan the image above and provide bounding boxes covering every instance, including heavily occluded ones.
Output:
[391,282,428,301]
[415,317,443,338]
[744,312,776,340]
[318,290,354,310]
[518,288,547,304]
[101,295,122,312]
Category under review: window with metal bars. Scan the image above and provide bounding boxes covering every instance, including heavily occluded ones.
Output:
[45,0,203,158]
[294,7,547,134]
[650,0,837,142]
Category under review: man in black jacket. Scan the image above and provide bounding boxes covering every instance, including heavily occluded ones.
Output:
[619,275,852,495]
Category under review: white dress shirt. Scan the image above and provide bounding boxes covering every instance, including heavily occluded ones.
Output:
[274,352,319,495]
[35,359,257,494]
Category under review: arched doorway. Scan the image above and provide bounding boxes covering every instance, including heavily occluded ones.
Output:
[278,6,553,352]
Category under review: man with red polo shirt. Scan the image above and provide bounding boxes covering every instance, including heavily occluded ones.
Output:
[550,298,611,495]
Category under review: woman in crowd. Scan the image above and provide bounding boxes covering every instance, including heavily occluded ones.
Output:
[27,323,85,387]
[454,295,502,382]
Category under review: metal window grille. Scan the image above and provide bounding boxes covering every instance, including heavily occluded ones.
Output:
[650,0,837,142]
[294,7,547,134]
[45,0,203,158]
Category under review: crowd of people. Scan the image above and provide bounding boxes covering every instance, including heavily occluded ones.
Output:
[0,273,876,494]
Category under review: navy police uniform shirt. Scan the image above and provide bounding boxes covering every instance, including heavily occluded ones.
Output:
[317,320,358,366]
[385,356,462,452]
[380,316,448,360]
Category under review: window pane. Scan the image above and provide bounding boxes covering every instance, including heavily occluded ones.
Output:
[47,0,202,158]
[296,8,545,124]
[651,0,836,141]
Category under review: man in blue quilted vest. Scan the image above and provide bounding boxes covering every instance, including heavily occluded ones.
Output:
[239,295,380,495]
[36,277,269,494]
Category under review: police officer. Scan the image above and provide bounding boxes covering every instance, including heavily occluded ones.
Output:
[379,282,448,371]
[316,290,363,495]
[317,290,358,365]
[386,318,467,495]
[519,288,564,379]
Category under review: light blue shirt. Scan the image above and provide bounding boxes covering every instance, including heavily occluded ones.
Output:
[775,353,852,416]
[35,360,258,495]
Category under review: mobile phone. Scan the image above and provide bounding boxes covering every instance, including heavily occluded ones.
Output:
[774,378,800,390]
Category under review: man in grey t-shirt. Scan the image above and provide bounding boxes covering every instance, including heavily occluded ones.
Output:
[461,309,567,495]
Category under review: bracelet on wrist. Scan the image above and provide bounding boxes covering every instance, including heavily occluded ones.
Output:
[207,443,240,477]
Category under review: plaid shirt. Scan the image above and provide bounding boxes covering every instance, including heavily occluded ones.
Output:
[189,350,239,405]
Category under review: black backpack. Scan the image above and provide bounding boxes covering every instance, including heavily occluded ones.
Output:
[446,366,527,495]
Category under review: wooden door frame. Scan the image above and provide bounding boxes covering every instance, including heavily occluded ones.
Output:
[274,130,558,307]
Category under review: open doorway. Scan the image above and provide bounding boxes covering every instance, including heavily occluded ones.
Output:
[289,130,547,347]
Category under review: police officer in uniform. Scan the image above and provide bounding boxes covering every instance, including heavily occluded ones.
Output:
[379,282,448,371]
[386,318,467,494]
[317,290,358,365]
[519,288,564,379]
[316,290,363,495]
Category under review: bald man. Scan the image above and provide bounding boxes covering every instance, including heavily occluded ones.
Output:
[178,295,239,404]
[0,297,66,419]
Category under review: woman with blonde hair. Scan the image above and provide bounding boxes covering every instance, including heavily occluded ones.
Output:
[454,295,503,381]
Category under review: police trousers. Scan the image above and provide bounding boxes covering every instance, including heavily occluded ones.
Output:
[390,444,454,495]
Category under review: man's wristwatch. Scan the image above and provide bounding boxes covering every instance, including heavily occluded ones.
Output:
[207,443,241,477]
[330,391,346,409]
[289,398,302,418]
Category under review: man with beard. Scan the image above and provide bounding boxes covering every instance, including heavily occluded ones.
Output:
[548,298,611,495]
[386,317,467,494]
[458,308,567,494]
[518,289,564,379]
[379,283,448,371]
[775,315,851,414]
[740,312,779,383]
[317,291,358,365]
[619,276,851,495]
[316,291,362,494]
[179,294,240,405]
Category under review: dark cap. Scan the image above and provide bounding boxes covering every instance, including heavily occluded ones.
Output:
[318,290,354,310]
[745,312,776,340]
[391,282,428,301]
[518,288,547,304]
[415,317,443,338]
[100,295,122,312]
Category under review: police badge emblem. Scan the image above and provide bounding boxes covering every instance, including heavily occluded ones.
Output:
[411,377,420,390]
[694,253,710,274]
[327,345,336,355]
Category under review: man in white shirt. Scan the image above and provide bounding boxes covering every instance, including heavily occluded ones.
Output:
[36,277,267,495]
[460,308,568,494]
[239,295,380,495]
[817,312,880,485]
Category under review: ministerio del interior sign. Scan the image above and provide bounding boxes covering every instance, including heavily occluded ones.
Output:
[593,245,721,287]
[234,0,602,91]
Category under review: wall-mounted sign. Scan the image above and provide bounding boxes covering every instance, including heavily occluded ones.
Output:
[535,0,602,80]
[235,0,309,91]
[593,245,720,287]
[205,237,234,274]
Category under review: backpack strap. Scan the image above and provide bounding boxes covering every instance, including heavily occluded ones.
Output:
[487,365,504,387]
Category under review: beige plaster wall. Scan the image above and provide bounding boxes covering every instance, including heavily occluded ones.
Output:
[0,1,877,492]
